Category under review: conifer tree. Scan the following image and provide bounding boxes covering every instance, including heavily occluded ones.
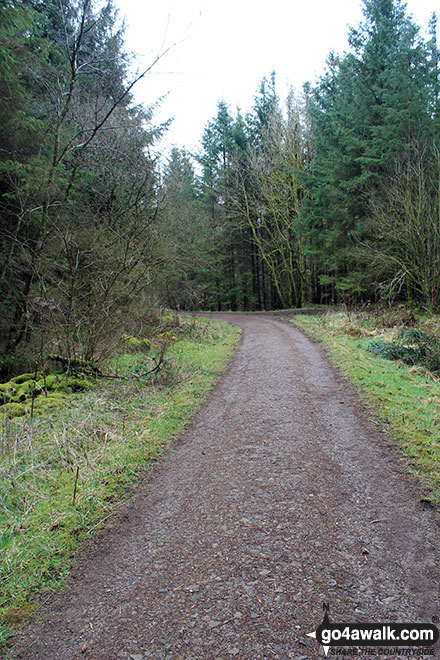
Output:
[157,148,213,309]
[303,0,431,301]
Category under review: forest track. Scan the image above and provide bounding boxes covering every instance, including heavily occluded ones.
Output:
[10,315,440,659]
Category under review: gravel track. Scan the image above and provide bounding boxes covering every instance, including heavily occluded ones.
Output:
[10,315,440,659]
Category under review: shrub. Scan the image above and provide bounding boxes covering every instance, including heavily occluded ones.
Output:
[368,328,440,372]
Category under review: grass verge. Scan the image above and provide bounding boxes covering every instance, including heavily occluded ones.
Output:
[0,315,241,646]
[291,310,440,505]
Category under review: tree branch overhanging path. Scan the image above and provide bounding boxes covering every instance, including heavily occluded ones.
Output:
[10,315,440,660]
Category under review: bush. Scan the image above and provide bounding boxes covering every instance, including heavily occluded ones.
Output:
[368,328,440,372]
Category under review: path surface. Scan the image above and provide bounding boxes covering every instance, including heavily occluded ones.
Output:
[11,315,440,659]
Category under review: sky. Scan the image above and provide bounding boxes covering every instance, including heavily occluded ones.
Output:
[114,0,437,156]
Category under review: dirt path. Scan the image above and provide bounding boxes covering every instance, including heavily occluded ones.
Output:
[10,315,440,659]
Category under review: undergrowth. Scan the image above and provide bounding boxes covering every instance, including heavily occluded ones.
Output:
[368,328,440,372]
[0,314,241,646]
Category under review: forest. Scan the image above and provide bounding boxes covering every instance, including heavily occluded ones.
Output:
[1,0,439,378]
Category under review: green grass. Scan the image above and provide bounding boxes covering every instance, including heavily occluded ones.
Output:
[0,316,241,645]
[291,311,440,504]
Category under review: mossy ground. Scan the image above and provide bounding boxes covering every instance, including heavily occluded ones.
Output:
[0,316,241,646]
[0,372,95,417]
[291,309,440,506]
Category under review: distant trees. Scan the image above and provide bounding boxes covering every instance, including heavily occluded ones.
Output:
[362,142,440,309]
[161,0,439,312]
[156,147,212,309]
[241,83,308,308]
[360,11,440,308]
[177,77,311,312]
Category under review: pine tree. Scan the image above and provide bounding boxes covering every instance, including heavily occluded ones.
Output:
[199,101,243,309]
[303,0,431,302]
[157,148,213,309]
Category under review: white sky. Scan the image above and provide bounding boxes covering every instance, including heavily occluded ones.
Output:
[115,0,437,156]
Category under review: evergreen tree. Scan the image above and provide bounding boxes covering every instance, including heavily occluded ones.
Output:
[157,148,213,309]
[199,101,243,309]
[0,0,166,374]
[196,78,310,311]
[303,0,431,301]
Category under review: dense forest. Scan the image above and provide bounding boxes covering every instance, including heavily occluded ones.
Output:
[1,0,439,377]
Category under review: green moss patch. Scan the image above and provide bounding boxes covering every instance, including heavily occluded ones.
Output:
[0,373,95,418]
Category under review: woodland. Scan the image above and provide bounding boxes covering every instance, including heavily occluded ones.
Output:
[1,0,440,378]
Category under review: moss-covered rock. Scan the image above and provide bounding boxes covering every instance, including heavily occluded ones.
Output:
[37,374,60,390]
[65,377,94,392]
[0,382,22,404]
[9,373,36,385]
[32,394,67,412]
[2,402,27,418]
[0,384,15,405]
[0,371,94,417]
[0,378,42,404]
[121,334,151,353]
[13,381,34,402]
[37,374,94,393]
[34,392,67,403]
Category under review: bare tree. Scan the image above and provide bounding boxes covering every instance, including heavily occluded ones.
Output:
[361,142,440,309]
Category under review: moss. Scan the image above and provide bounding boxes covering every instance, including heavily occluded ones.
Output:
[37,374,94,394]
[13,381,34,402]
[0,380,32,404]
[34,392,67,404]
[9,373,36,385]
[65,377,94,392]
[1,375,48,403]
[33,395,67,412]
[38,374,61,390]
[0,387,14,405]
[121,334,151,353]
[0,372,94,417]
[2,402,27,418]
[35,374,93,394]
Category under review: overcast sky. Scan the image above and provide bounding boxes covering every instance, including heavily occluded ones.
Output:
[114,0,437,156]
